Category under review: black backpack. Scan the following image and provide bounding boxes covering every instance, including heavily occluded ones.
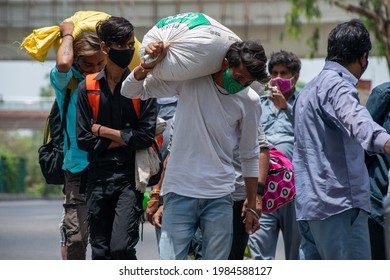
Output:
[38,78,77,185]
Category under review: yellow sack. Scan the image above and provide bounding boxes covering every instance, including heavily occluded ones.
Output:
[20,11,109,62]
[19,10,141,69]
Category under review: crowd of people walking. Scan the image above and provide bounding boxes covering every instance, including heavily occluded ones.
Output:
[50,14,390,260]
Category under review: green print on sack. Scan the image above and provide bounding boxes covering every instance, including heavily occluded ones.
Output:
[156,13,211,30]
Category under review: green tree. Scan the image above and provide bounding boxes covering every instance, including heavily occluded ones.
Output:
[286,0,390,70]
[39,73,55,97]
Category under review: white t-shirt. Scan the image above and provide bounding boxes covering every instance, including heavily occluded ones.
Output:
[121,73,261,199]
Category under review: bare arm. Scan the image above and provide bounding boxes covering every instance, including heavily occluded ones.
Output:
[146,154,169,224]
[243,177,260,235]
[256,146,270,214]
[56,21,74,73]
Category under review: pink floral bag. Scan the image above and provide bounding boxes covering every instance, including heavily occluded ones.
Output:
[262,145,296,213]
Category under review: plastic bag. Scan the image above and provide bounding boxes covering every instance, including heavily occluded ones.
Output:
[20,11,109,62]
[140,12,241,81]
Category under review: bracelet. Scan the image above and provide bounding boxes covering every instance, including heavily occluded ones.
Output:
[257,182,265,196]
[97,125,102,137]
[149,189,161,198]
[61,33,74,40]
[246,207,260,220]
[147,199,159,207]
[150,189,160,194]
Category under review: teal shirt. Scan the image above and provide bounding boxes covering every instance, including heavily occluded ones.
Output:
[50,66,88,173]
[365,82,390,226]
[260,90,298,160]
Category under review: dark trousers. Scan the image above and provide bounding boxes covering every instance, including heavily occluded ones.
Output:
[63,170,88,260]
[86,168,143,260]
[368,217,386,259]
[228,200,249,260]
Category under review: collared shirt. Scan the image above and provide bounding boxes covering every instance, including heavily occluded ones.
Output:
[293,61,390,220]
[76,67,157,175]
[260,90,298,160]
[50,66,88,173]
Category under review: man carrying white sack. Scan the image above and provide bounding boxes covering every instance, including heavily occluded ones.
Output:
[121,40,269,260]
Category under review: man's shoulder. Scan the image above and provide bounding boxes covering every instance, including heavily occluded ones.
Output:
[371,82,390,96]
[242,87,260,102]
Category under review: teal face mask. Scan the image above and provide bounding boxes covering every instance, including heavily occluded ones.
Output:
[223,69,247,94]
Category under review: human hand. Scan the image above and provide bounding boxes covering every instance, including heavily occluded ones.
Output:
[243,207,260,235]
[145,200,159,224]
[145,189,160,224]
[152,205,164,229]
[241,197,262,218]
[266,86,288,110]
[140,41,170,70]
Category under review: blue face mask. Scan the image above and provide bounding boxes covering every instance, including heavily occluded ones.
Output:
[223,69,247,94]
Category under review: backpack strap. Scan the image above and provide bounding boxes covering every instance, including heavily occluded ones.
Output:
[85,74,163,148]
[130,98,163,148]
[131,98,141,119]
[62,76,78,149]
[86,73,101,122]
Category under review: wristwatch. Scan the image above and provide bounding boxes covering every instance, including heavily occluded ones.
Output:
[257,182,265,196]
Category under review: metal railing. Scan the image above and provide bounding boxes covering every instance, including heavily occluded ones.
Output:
[0,98,54,111]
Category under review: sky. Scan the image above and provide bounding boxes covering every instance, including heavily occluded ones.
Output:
[1,57,390,102]
[0,60,55,102]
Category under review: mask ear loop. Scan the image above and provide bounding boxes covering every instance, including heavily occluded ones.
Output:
[222,58,229,72]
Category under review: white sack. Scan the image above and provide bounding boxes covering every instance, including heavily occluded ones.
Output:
[140,12,241,81]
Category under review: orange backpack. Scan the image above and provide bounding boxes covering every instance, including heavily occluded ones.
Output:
[85,73,163,148]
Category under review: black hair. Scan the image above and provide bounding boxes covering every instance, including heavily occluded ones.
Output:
[96,16,134,46]
[225,40,270,83]
[326,19,371,64]
[268,50,301,75]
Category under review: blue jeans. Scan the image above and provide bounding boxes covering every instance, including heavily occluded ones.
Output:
[159,193,233,260]
[248,200,300,260]
[298,208,371,260]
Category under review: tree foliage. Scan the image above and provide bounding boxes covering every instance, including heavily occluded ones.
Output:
[39,73,55,97]
[286,0,390,70]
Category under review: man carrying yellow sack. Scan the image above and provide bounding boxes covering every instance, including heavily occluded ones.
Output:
[51,21,105,260]
[20,10,142,68]
[20,11,110,62]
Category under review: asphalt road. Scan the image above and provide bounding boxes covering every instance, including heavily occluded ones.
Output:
[0,199,284,260]
[0,199,159,260]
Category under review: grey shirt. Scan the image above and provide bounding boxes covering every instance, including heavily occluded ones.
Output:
[293,61,390,220]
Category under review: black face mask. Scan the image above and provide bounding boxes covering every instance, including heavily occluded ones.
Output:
[108,48,134,69]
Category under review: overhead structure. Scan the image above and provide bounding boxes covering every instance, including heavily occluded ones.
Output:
[0,0,356,60]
